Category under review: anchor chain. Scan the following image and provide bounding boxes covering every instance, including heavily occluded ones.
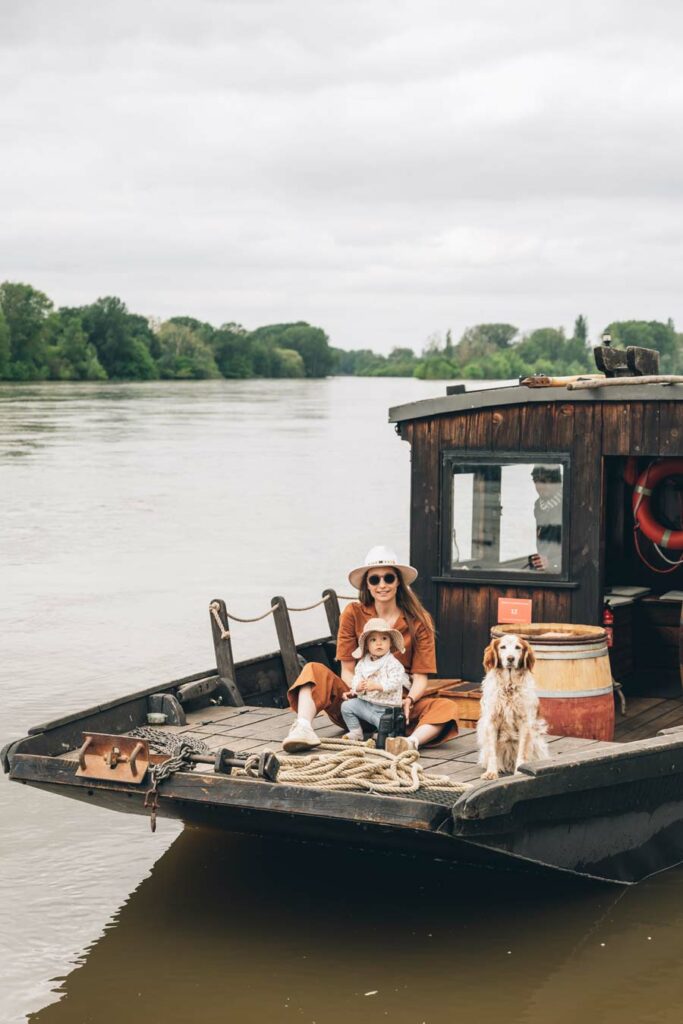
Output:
[131,729,211,831]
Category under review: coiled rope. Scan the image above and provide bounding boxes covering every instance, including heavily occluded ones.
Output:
[266,738,471,796]
[131,729,470,798]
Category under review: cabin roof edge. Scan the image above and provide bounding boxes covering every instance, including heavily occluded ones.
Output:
[388,383,683,424]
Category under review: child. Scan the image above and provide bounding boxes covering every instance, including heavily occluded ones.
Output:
[341,617,409,741]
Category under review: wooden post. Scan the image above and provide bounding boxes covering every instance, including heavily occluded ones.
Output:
[271,596,301,688]
[322,588,341,641]
[209,599,244,707]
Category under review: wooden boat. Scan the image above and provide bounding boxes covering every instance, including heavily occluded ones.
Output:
[4,376,683,885]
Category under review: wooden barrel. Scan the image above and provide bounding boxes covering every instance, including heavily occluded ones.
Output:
[491,623,615,741]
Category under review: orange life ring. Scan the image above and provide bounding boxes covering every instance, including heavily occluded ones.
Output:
[632,460,683,550]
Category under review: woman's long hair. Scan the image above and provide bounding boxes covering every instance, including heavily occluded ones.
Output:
[358,573,434,634]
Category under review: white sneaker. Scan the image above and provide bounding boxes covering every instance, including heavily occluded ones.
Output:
[342,729,363,742]
[282,719,322,753]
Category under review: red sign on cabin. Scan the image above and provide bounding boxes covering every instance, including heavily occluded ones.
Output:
[497,598,533,624]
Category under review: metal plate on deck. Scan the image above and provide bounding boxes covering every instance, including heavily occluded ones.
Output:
[75,732,168,784]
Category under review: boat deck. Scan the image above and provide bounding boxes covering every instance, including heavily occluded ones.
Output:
[613,695,683,741]
[153,695,681,783]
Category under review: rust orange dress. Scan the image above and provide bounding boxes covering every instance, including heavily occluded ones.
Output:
[287,601,459,745]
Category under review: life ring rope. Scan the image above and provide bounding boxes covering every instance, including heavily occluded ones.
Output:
[632,460,683,571]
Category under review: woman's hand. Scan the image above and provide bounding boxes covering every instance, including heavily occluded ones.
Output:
[403,696,413,723]
[341,690,353,701]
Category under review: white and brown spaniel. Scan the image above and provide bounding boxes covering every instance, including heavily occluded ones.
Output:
[477,634,549,780]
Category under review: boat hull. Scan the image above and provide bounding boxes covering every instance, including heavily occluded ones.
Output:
[9,745,683,885]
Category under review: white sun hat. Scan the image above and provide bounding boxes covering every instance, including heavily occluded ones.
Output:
[347,545,418,590]
[352,617,406,659]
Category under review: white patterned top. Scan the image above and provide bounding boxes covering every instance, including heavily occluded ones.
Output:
[351,652,409,707]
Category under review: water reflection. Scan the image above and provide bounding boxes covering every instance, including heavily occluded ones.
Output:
[29,828,683,1024]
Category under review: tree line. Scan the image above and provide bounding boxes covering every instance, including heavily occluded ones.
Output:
[337,317,683,379]
[1,281,681,382]
[0,282,335,381]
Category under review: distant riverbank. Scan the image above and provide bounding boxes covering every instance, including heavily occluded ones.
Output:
[2,281,681,385]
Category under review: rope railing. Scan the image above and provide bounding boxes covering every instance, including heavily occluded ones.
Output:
[287,595,331,612]
[210,590,357,633]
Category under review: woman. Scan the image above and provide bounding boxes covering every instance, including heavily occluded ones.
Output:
[282,545,460,753]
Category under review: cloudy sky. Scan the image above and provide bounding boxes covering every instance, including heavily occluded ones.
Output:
[2,0,683,352]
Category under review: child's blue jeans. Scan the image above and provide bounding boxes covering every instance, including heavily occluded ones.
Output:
[341,697,390,733]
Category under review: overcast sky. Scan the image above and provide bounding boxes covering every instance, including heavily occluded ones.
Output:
[2,0,683,353]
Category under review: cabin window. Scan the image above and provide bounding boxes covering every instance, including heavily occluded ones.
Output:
[442,454,569,580]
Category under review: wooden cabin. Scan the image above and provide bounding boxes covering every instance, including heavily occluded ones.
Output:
[390,384,683,693]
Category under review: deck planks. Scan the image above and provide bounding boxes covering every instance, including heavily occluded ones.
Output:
[614,697,683,742]
[173,706,673,781]
[63,699,682,774]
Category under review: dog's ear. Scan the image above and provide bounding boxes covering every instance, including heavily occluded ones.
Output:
[483,639,499,673]
[521,639,536,672]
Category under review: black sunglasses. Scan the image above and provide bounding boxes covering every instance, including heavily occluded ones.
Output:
[367,572,397,586]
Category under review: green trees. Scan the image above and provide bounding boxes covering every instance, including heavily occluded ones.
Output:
[249,323,336,378]
[210,324,253,378]
[271,347,306,378]
[44,311,107,380]
[1,281,681,384]
[156,322,220,379]
[350,319,597,380]
[456,323,518,364]
[0,308,10,378]
[605,320,681,373]
[80,297,158,380]
[0,282,53,379]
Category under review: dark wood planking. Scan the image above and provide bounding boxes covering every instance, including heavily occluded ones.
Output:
[409,419,441,618]
[193,708,284,732]
[602,403,631,455]
[539,588,571,623]
[520,402,552,453]
[548,403,575,450]
[490,405,522,451]
[641,401,660,454]
[219,713,298,741]
[570,403,603,626]
[616,700,683,742]
[462,585,491,682]
[322,589,341,641]
[613,698,682,737]
[435,411,472,670]
[428,761,483,781]
[629,402,645,456]
[659,402,683,456]
[209,598,245,706]
[466,408,493,450]
[271,596,301,688]
[648,703,683,733]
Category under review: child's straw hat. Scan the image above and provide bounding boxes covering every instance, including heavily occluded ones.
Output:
[352,617,406,659]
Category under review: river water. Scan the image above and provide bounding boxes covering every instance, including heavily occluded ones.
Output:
[1,378,682,1024]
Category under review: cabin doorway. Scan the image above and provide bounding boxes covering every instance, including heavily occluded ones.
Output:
[603,456,683,698]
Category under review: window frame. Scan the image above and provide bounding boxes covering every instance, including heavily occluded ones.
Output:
[440,450,572,584]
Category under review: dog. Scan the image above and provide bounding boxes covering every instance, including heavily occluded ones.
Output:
[477,634,549,780]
